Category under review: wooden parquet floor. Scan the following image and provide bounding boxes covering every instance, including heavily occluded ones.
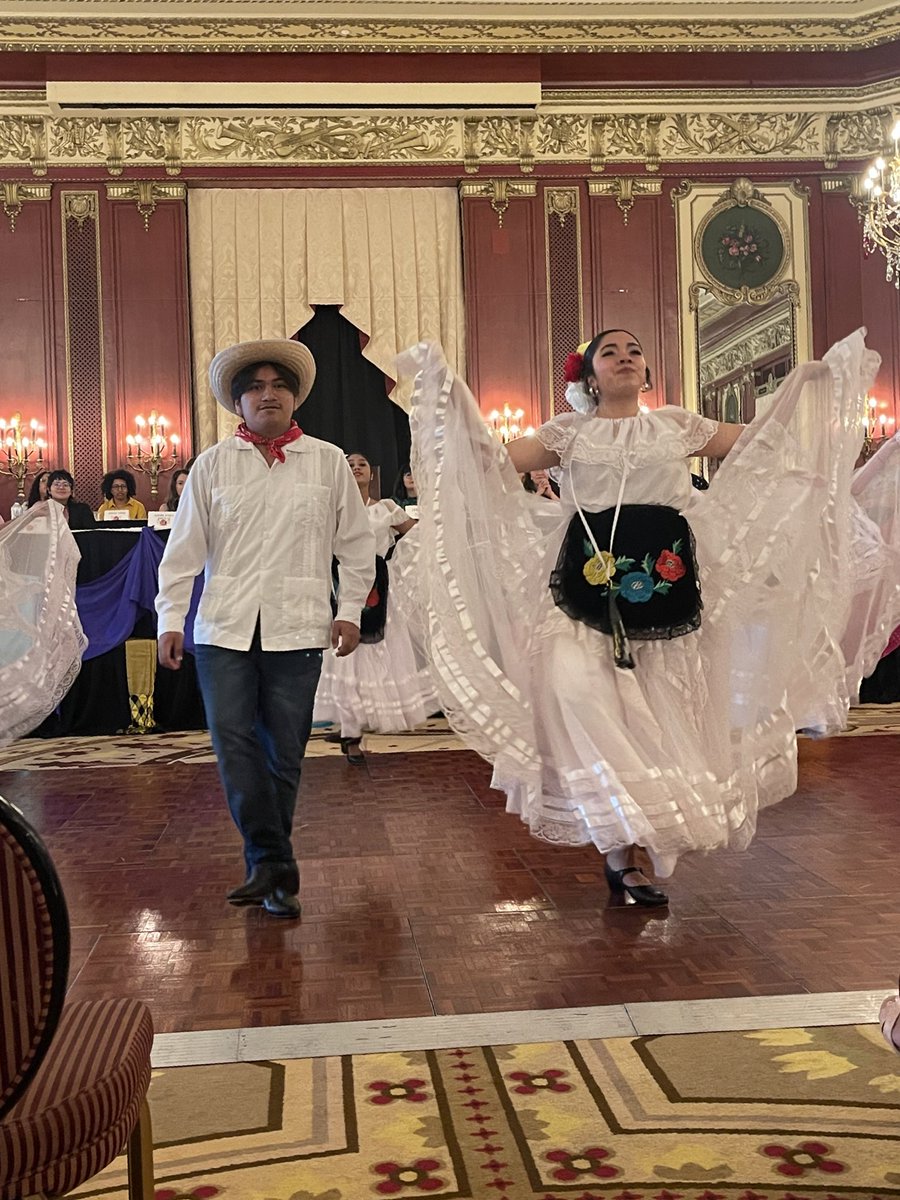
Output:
[3,736,899,1034]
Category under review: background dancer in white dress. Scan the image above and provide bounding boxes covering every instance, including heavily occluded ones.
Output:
[315,452,438,765]
[402,327,900,906]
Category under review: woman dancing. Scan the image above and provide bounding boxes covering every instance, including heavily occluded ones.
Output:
[402,328,900,905]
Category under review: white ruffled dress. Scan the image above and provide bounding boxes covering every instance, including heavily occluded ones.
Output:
[402,330,900,876]
[0,501,87,745]
[314,498,438,738]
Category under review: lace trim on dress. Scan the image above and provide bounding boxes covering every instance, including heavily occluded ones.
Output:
[566,410,719,469]
[534,412,586,457]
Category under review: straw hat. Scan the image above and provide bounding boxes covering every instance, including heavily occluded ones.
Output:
[209,339,316,411]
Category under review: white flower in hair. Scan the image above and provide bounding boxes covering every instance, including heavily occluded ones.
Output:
[563,343,596,414]
[565,380,596,415]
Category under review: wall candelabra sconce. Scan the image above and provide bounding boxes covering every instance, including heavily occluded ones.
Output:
[486,405,534,444]
[0,413,45,499]
[860,393,897,461]
[125,410,180,495]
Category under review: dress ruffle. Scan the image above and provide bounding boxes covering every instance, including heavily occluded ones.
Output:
[400,331,898,874]
[0,501,86,745]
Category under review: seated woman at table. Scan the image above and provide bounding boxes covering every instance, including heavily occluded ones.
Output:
[47,469,95,528]
[27,470,52,507]
[159,468,189,513]
[98,469,147,520]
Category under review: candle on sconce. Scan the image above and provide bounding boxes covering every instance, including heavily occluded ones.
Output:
[485,402,533,444]
[126,407,181,495]
[0,410,46,500]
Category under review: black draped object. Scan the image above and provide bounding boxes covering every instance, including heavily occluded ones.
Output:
[293,306,411,494]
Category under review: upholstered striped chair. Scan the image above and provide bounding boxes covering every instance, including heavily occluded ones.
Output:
[0,794,155,1199]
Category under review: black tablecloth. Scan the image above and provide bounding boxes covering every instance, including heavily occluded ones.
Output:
[33,528,206,736]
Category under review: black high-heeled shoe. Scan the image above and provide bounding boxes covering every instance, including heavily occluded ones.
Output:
[341,738,366,766]
[604,861,669,907]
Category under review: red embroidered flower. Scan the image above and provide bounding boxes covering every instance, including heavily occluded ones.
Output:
[655,550,686,582]
[760,1140,846,1177]
[545,1146,619,1182]
[564,351,584,383]
[365,586,380,608]
[507,1068,572,1095]
[372,1159,445,1193]
[368,1078,429,1105]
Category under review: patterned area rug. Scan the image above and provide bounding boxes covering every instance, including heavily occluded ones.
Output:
[3,706,900,771]
[72,1024,899,1199]
[0,717,462,770]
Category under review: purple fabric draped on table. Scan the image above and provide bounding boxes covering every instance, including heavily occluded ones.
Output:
[75,529,202,660]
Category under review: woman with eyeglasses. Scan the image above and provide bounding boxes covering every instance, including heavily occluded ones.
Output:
[46,469,96,528]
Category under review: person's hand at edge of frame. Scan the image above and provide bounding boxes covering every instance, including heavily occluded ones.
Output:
[158,631,185,670]
[331,620,360,657]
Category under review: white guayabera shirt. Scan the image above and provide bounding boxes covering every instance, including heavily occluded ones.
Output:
[156,434,376,652]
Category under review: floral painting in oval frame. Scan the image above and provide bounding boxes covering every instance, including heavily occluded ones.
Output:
[699,204,786,291]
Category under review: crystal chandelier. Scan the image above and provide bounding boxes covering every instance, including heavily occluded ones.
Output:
[862,119,900,286]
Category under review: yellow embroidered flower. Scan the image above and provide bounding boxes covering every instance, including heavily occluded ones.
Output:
[583,551,617,586]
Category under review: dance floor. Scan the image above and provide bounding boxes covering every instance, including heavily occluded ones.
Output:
[2,730,899,1036]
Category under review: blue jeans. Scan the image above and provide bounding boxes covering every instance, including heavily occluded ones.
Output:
[194,628,323,873]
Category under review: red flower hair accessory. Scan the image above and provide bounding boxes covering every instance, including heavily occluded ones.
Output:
[563,341,592,384]
[563,352,583,384]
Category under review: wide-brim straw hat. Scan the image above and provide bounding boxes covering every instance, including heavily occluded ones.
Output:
[209,339,316,410]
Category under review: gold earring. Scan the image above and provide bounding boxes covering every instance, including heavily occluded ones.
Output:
[640,380,652,393]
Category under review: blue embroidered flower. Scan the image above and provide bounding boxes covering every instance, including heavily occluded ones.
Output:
[618,571,655,603]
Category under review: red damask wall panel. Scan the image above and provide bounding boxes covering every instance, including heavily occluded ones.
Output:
[462,191,547,431]
[0,197,59,519]
[102,196,193,511]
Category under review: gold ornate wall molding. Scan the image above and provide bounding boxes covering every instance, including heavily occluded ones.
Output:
[589,177,663,224]
[1,101,898,175]
[2,4,900,52]
[106,181,186,230]
[459,179,536,227]
[0,180,49,231]
[673,178,813,413]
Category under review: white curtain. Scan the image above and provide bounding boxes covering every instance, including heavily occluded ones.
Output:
[188,187,466,446]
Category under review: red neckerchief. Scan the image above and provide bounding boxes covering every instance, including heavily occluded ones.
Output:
[234,420,303,463]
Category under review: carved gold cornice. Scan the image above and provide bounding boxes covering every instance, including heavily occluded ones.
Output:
[589,176,663,223]
[0,107,897,175]
[0,180,49,231]
[106,181,186,230]
[459,178,536,227]
[2,8,900,52]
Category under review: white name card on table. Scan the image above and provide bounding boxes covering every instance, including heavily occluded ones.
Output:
[148,510,174,530]
[103,509,133,521]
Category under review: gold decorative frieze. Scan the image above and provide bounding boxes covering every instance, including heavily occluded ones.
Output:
[2,9,900,54]
[0,181,50,232]
[459,179,537,227]
[589,176,663,224]
[106,181,187,231]
[0,107,897,175]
